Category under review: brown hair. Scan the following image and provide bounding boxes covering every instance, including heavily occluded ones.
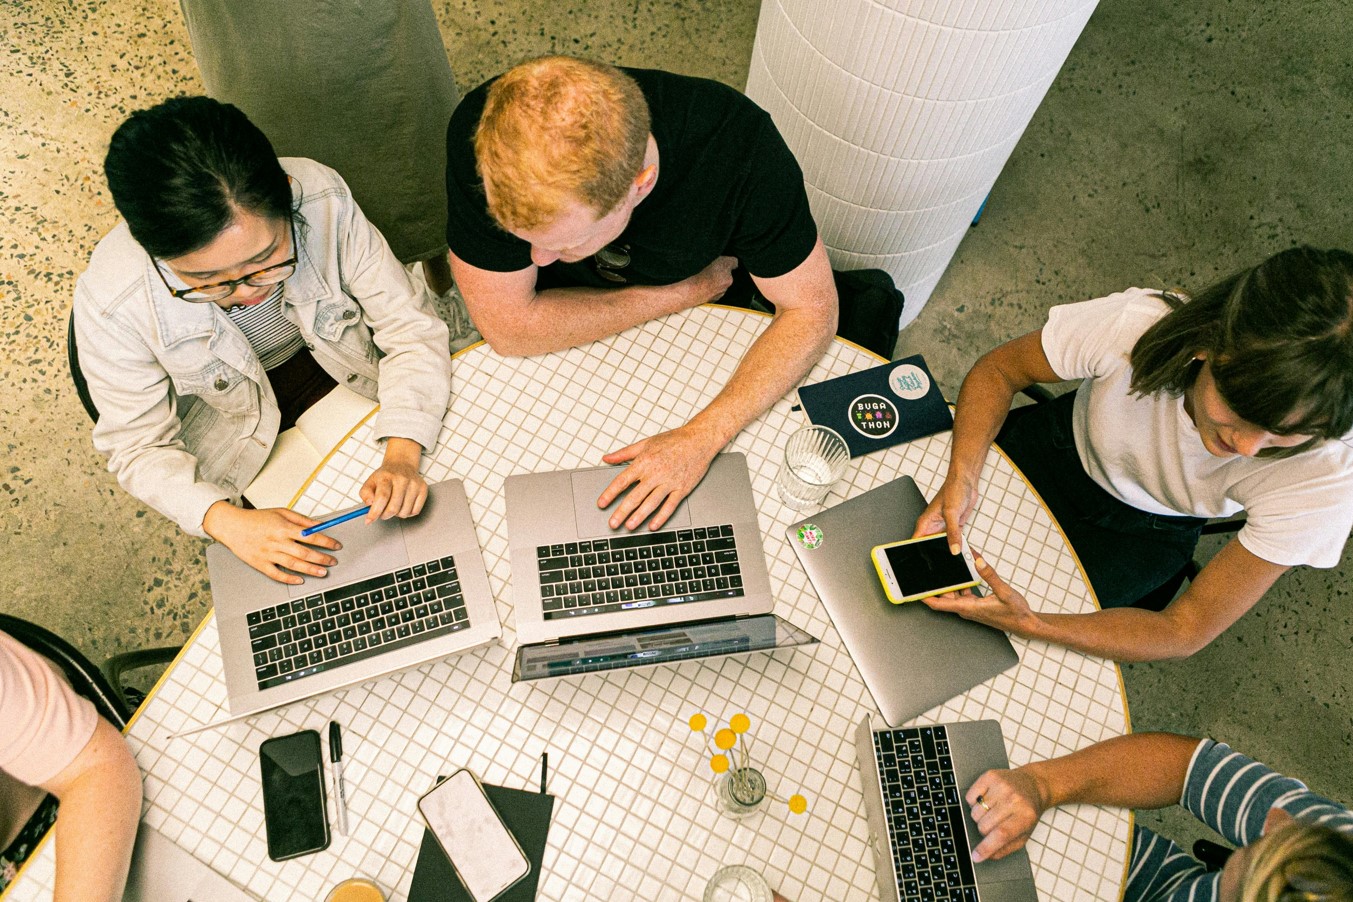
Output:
[1129,246,1353,457]
[475,56,651,232]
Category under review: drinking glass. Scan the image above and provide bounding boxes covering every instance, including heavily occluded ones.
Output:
[703,865,773,902]
[776,425,849,509]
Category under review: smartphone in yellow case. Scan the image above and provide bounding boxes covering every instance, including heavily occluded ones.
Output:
[871,532,981,603]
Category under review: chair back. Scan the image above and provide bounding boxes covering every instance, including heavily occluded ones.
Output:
[67,309,99,423]
[0,613,131,728]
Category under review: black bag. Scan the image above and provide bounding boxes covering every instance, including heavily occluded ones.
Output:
[723,265,904,359]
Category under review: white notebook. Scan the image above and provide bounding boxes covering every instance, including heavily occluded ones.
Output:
[242,385,376,508]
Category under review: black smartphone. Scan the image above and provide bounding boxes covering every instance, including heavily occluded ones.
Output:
[259,729,330,861]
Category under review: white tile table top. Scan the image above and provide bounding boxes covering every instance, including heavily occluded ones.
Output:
[7,306,1129,901]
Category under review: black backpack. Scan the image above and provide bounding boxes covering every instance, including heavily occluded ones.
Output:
[723,265,904,359]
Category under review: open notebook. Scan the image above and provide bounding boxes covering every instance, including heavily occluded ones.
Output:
[243,385,377,508]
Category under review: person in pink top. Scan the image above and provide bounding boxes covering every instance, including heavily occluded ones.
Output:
[0,631,142,901]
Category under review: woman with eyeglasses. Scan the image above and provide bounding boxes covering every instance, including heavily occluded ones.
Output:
[73,96,452,584]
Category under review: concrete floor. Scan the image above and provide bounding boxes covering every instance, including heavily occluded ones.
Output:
[2,0,1349,868]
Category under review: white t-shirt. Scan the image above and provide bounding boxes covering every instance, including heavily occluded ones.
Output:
[0,631,98,786]
[1041,288,1353,569]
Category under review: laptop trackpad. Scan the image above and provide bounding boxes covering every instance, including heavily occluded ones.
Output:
[287,514,411,598]
[570,466,693,539]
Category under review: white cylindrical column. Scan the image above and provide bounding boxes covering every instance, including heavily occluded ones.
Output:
[747,0,1100,325]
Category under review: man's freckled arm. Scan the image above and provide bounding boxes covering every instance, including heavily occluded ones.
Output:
[450,251,714,356]
[686,239,837,444]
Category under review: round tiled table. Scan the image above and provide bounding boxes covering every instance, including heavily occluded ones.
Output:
[8,305,1129,901]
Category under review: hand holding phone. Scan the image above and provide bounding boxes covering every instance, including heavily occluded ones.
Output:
[418,769,530,901]
[872,532,981,604]
[259,729,330,861]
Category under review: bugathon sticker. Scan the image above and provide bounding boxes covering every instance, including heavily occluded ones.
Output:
[888,363,930,400]
[849,394,898,439]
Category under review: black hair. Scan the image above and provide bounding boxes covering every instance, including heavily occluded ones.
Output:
[1130,246,1353,455]
[103,95,293,259]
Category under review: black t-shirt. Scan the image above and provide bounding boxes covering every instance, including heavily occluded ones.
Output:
[444,68,819,290]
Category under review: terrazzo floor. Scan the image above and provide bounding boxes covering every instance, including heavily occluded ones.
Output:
[1,0,1349,876]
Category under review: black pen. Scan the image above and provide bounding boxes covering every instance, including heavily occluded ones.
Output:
[329,721,349,836]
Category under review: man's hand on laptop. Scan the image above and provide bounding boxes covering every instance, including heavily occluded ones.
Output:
[597,422,723,531]
[922,552,1038,636]
[203,501,341,585]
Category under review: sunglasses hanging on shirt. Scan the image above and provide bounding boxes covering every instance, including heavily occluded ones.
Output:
[593,243,631,283]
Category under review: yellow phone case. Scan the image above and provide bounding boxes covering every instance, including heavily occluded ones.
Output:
[871,533,981,604]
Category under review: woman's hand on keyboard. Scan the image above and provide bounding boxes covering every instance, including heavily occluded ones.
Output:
[964,767,1048,862]
[203,501,341,585]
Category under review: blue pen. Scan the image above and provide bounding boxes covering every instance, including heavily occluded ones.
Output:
[300,505,372,537]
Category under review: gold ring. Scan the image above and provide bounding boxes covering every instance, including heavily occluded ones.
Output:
[977,795,991,812]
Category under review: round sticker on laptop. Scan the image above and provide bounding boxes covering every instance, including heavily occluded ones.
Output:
[849,394,899,439]
[888,363,930,400]
[796,523,824,550]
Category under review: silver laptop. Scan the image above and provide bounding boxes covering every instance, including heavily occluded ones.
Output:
[855,715,1039,901]
[125,822,257,902]
[787,476,1018,726]
[512,613,817,682]
[505,453,774,646]
[208,479,500,717]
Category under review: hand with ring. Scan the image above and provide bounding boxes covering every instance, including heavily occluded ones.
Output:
[965,768,1049,862]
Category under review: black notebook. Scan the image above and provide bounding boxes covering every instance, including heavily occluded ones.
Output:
[408,781,555,901]
[796,354,952,458]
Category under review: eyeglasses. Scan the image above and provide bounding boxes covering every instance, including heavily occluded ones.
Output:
[155,218,298,302]
[593,243,631,283]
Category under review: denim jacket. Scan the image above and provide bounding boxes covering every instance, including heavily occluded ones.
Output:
[73,158,452,536]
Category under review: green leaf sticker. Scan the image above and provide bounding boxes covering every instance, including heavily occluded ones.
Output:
[796,523,824,550]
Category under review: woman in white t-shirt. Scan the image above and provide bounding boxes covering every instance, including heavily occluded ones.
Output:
[914,246,1353,662]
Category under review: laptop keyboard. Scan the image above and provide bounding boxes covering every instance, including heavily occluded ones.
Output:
[536,524,743,621]
[874,725,979,902]
[247,555,469,690]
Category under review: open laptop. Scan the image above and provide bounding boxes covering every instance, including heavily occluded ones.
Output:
[124,822,257,902]
[505,453,817,678]
[787,476,1018,725]
[208,478,500,717]
[855,714,1039,901]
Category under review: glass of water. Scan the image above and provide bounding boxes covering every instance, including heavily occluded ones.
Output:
[776,425,849,509]
[703,865,773,902]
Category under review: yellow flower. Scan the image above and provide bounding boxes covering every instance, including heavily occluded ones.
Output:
[688,713,707,732]
[714,728,737,750]
[788,794,808,815]
[710,754,730,773]
[729,713,751,733]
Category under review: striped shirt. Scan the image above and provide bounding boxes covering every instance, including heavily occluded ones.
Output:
[1125,740,1353,901]
[225,285,304,371]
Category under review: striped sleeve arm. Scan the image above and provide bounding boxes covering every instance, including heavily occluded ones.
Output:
[1123,825,1219,902]
[1182,740,1353,847]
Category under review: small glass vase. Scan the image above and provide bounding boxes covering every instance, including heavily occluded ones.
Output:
[716,767,767,818]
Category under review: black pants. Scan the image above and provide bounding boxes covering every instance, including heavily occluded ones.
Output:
[269,346,338,433]
[995,391,1204,608]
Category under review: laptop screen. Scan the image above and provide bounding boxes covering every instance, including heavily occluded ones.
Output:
[513,614,816,681]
